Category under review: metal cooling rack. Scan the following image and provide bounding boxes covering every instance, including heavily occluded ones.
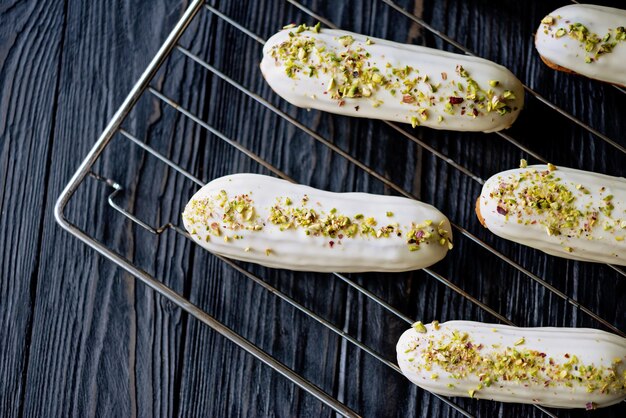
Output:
[55,1,626,417]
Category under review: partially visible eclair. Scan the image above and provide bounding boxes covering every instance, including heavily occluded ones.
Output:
[535,4,626,87]
[397,320,626,409]
[476,162,626,265]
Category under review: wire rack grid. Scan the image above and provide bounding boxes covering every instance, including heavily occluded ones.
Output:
[55,1,625,417]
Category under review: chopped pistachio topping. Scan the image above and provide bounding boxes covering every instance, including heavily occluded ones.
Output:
[268,197,451,251]
[338,35,355,47]
[542,17,626,63]
[186,190,454,252]
[489,166,620,239]
[269,25,519,124]
[407,328,626,398]
[407,219,453,250]
[413,321,428,333]
[183,190,263,236]
[519,159,528,169]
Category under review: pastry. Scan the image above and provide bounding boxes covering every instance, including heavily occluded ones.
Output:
[535,4,626,87]
[260,24,524,132]
[397,320,626,409]
[182,173,452,272]
[476,162,626,265]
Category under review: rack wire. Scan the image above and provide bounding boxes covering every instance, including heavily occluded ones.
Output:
[55,1,625,417]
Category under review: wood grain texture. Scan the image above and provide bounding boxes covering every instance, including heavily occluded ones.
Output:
[0,0,624,417]
[0,1,66,416]
[2,1,189,417]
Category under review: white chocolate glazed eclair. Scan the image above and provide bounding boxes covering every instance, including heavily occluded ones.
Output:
[260,24,524,132]
[535,4,626,87]
[182,174,452,272]
[397,320,626,409]
[476,163,626,265]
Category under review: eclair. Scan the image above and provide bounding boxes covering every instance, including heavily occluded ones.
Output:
[535,4,626,87]
[397,320,626,409]
[182,173,452,272]
[260,24,524,132]
[476,163,626,265]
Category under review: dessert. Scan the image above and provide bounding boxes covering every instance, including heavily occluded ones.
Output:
[397,320,626,409]
[476,163,626,265]
[182,173,452,272]
[260,24,524,132]
[535,4,626,87]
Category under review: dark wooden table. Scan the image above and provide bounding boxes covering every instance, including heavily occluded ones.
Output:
[1,1,625,417]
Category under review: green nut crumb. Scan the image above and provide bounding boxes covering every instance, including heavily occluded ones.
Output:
[412,321,427,333]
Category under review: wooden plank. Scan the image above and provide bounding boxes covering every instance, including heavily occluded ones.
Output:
[16,0,188,416]
[0,1,66,416]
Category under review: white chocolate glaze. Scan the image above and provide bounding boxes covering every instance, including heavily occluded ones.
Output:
[397,320,626,409]
[478,164,626,265]
[260,25,524,132]
[535,4,626,86]
[182,174,452,272]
